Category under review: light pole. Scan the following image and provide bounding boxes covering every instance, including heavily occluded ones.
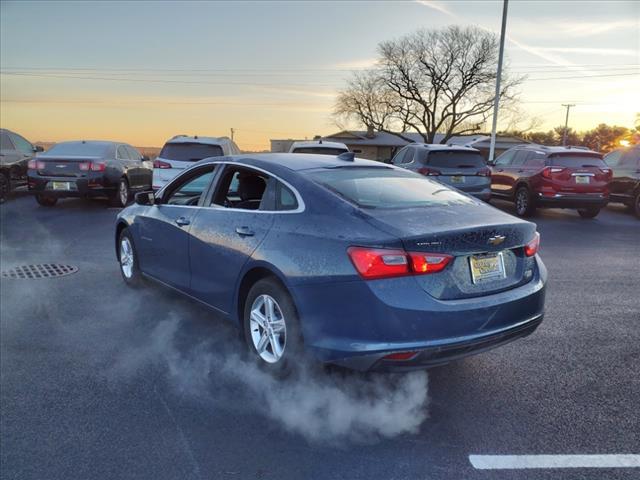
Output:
[488,0,508,163]
[561,104,575,146]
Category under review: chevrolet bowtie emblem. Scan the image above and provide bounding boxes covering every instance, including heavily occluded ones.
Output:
[488,235,506,245]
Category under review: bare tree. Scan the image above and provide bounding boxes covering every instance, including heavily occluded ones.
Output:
[334,26,521,144]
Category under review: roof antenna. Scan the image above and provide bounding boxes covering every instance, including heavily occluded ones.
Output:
[337,152,355,162]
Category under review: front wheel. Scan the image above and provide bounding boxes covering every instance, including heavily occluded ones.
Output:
[577,207,600,219]
[35,194,57,207]
[243,278,303,373]
[111,177,130,207]
[515,186,536,217]
[118,228,144,287]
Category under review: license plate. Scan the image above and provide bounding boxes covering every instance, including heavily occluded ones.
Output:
[451,175,465,183]
[575,176,590,184]
[51,181,71,191]
[469,252,506,284]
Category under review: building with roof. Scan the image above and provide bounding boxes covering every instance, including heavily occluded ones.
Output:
[271,130,529,162]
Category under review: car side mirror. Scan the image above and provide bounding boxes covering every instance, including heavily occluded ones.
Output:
[34,145,44,152]
[486,160,495,166]
[135,191,156,206]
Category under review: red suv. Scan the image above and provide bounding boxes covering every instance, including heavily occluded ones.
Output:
[489,145,611,218]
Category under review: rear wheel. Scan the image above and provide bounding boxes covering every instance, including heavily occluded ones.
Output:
[118,228,143,287]
[243,278,302,374]
[35,194,57,207]
[111,177,130,207]
[577,207,600,219]
[0,172,9,203]
[514,186,536,217]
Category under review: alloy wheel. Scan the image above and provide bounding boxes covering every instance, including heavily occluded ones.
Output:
[120,237,134,278]
[119,180,129,206]
[249,294,287,363]
[516,189,528,215]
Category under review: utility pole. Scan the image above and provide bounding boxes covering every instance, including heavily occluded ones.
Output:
[230,128,235,141]
[561,104,575,146]
[488,0,508,163]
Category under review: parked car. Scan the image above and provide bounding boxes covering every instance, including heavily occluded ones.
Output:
[153,135,239,190]
[604,144,640,218]
[489,145,611,218]
[392,144,491,201]
[28,140,152,207]
[0,128,43,203]
[115,152,546,372]
[288,140,349,155]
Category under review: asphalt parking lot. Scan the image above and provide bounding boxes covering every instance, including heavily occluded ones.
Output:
[1,193,639,480]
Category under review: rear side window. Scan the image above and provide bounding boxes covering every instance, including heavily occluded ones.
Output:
[548,154,606,168]
[46,142,109,157]
[292,147,348,155]
[126,145,141,161]
[621,149,640,166]
[117,145,131,160]
[427,151,486,168]
[277,182,298,211]
[160,143,224,162]
[494,149,516,166]
[0,133,14,150]
[306,167,473,209]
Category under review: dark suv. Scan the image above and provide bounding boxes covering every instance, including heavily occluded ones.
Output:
[392,144,491,201]
[604,144,639,218]
[489,145,611,218]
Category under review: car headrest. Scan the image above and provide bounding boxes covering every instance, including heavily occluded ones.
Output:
[237,174,266,201]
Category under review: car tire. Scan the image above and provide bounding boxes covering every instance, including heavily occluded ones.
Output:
[243,278,303,375]
[577,207,600,219]
[111,177,130,208]
[0,172,9,204]
[118,228,144,287]
[514,186,536,217]
[35,194,57,207]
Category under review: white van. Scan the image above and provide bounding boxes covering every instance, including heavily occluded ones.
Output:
[152,135,240,190]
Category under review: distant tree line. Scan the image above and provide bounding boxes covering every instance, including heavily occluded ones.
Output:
[503,121,639,153]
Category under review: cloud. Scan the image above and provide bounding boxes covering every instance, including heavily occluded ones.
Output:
[527,47,637,57]
[332,58,378,70]
[414,0,456,17]
[557,20,640,37]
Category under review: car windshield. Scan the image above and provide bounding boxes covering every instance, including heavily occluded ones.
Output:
[306,167,473,209]
[160,143,224,162]
[427,151,486,168]
[548,154,606,168]
[45,142,109,156]
[292,147,349,155]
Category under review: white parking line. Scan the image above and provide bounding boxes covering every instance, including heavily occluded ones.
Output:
[469,454,640,470]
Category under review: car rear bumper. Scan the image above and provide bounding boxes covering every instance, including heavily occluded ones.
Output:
[535,192,608,209]
[27,173,113,197]
[292,255,547,371]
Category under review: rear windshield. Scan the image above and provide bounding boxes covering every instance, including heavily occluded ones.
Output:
[306,167,473,209]
[427,151,486,169]
[160,143,224,162]
[548,154,606,168]
[292,147,349,155]
[45,143,109,157]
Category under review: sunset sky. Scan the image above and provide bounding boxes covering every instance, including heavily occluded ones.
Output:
[1,0,638,151]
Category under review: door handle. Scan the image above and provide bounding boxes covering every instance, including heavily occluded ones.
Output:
[235,226,255,237]
[175,217,190,227]
[496,168,504,172]
[517,169,525,173]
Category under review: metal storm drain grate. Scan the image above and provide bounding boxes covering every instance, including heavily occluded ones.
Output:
[1,264,78,279]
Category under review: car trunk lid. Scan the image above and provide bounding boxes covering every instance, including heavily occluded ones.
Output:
[36,155,103,178]
[544,153,610,194]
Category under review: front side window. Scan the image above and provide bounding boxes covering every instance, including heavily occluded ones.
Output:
[604,150,623,167]
[494,149,517,166]
[8,132,34,155]
[391,147,408,165]
[159,143,224,162]
[620,149,640,167]
[126,145,142,161]
[117,145,130,160]
[164,167,215,206]
[306,167,473,209]
[401,147,415,164]
[212,166,269,211]
[0,133,14,150]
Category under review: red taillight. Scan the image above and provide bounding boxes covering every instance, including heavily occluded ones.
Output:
[524,232,540,257]
[600,168,613,180]
[154,160,171,169]
[79,162,91,171]
[477,167,491,177]
[383,351,418,361]
[417,167,440,176]
[347,247,452,280]
[90,162,106,172]
[408,252,453,274]
[541,167,564,179]
[28,160,45,170]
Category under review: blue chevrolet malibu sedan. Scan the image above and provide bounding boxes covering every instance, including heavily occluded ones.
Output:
[115,153,546,371]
